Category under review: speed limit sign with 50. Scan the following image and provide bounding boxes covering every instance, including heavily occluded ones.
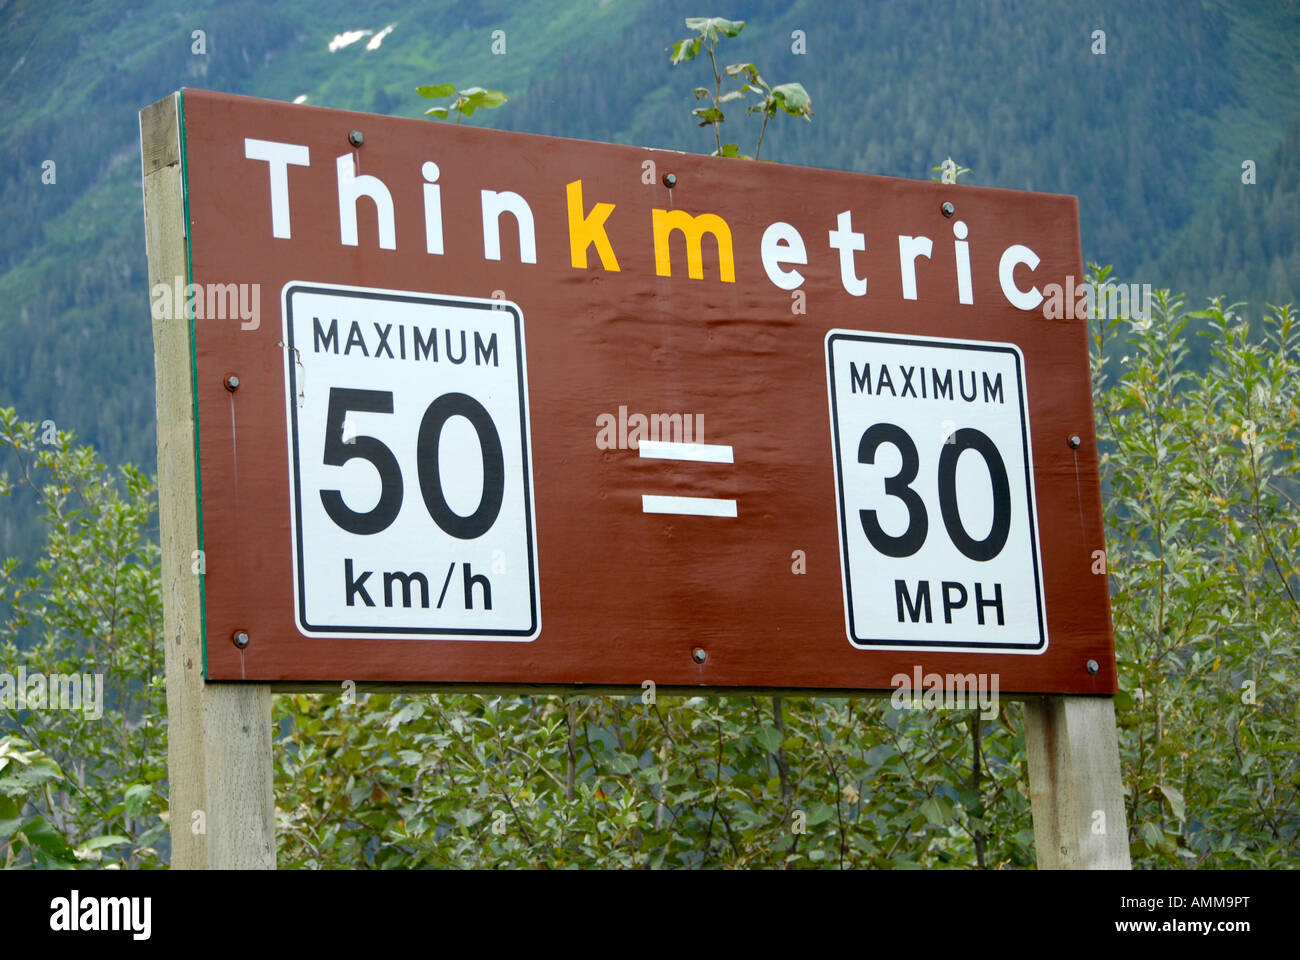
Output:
[282,282,539,641]
[826,330,1047,653]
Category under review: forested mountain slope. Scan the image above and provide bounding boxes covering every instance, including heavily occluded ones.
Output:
[0,0,1295,480]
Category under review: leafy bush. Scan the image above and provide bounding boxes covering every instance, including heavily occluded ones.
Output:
[1,281,1296,869]
[1090,271,1299,866]
[0,409,166,867]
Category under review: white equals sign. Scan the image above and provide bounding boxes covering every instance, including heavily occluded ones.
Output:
[638,440,737,518]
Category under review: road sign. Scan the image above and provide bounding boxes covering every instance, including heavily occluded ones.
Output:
[282,283,539,640]
[826,331,1044,652]
[175,88,1115,693]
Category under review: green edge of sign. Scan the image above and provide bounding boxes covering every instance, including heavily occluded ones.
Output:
[177,88,209,677]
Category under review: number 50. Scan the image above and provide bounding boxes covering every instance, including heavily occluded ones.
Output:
[856,422,1011,561]
[320,387,505,539]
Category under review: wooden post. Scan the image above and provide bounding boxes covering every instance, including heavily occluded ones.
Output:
[141,93,276,869]
[1024,695,1130,869]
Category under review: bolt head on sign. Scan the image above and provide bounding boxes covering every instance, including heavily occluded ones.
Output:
[164,89,1115,693]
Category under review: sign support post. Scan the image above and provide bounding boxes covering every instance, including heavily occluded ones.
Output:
[1024,696,1130,868]
[141,93,276,869]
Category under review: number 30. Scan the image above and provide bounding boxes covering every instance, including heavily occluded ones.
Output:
[857,423,1011,561]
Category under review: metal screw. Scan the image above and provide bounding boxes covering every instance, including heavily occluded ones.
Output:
[1086,659,1100,675]
[663,172,677,188]
[941,201,955,217]
[224,374,240,391]
[1068,434,1082,449]
[233,630,250,649]
[348,129,364,147]
[692,647,707,663]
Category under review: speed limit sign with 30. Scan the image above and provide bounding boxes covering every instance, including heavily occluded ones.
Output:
[282,282,539,641]
[827,330,1046,653]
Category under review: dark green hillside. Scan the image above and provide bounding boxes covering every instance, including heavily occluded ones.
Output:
[1146,121,1300,309]
[0,0,1295,491]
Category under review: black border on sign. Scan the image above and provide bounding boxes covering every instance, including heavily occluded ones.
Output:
[825,331,1046,652]
[284,283,539,639]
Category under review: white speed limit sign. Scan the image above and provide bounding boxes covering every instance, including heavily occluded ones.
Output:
[826,330,1046,653]
[282,282,539,641]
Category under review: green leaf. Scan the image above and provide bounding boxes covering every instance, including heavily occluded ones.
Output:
[610,753,638,774]
[669,38,700,65]
[424,106,450,119]
[124,782,152,819]
[469,89,508,109]
[1159,784,1186,822]
[415,83,457,99]
[686,17,745,38]
[0,757,61,797]
[21,817,76,862]
[920,796,953,825]
[390,701,425,728]
[719,143,741,157]
[805,802,834,825]
[754,726,782,752]
[771,82,812,117]
[0,795,21,842]
[74,834,131,861]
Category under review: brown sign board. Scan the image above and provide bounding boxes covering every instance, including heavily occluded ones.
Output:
[169,88,1115,693]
